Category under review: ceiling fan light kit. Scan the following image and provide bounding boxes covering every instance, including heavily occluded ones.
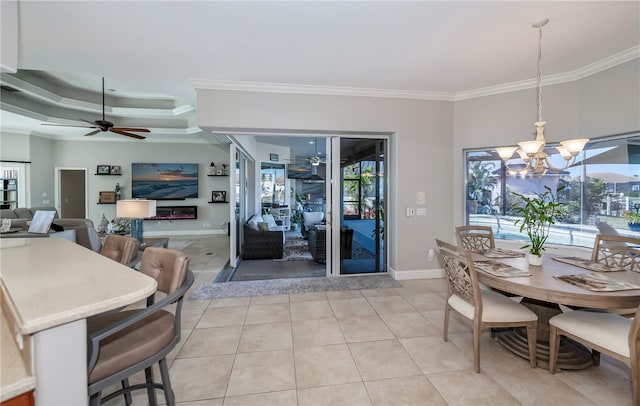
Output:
[41,77,150,140]
[495,18,589,176]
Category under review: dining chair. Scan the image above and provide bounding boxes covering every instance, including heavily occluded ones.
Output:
[455,225,495,253]
[101,234,140,267]
[87,247,193,406]
[591,234,640,317]
[591,234,640,272]
[435,239,538,372]
[548,305,640,405]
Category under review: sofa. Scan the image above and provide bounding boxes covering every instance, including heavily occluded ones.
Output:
[1,207,103,252]
[242,214,285,259]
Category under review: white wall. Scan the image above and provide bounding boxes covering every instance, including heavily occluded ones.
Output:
[196,89,455,278]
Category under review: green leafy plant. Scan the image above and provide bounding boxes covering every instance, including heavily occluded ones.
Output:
[511,186,565,257]
[623,210,640,224]
[291,210,303,225]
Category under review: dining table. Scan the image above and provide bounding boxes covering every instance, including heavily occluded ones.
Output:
[474,251,640,369]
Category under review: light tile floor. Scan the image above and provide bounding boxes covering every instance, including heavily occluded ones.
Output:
[104,235,633,405]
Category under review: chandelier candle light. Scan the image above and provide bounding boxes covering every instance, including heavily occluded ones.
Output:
[495,18,589,175]
[116,199,157,244]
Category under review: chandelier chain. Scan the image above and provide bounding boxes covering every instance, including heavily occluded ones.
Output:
[537,24,543,123]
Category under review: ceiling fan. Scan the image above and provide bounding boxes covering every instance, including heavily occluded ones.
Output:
[285,138,327,166]
[41,77,150,140]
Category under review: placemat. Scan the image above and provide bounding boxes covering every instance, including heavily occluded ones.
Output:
[552,256,625,272]
[480,248,526,259]
[554,273,640,292]
[474,261,531,277]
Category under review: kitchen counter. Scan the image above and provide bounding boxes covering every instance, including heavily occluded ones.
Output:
[0,238,157,405]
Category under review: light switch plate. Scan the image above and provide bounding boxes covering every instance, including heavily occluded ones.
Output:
[416,208,427,216]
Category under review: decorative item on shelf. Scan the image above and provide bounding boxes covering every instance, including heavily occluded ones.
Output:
[99,191,116,204]
[98,214,109,234]
[211,191,226,202]
[110,165,121,175]
[97,165,111,175]
[208,162,216,176]
[494,18,589,176]
[116,199,157,243]
[216,168,223,175]
[623,209,640,232]
[222,164,229,175]
[511,185,564,265]
[114,183,121,200]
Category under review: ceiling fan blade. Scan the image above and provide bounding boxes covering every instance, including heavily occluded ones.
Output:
[42,123,95,128]
[84,129,101,137]
[111,129,146,140]
[78,119,99,126]
[112,127,150,133]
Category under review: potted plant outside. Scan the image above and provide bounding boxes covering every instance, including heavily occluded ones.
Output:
[623,210,640,232]
[511,186,565,266]
[290,210,302,231]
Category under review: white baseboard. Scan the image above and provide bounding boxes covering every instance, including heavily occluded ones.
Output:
[388,266,445,280]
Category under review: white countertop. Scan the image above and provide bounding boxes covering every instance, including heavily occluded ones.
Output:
[0,238,157,335]
[0,310,35,402]
[0,238,158,402]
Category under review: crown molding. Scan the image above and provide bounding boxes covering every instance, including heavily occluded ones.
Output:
[191,46,639,102]
[455,46,640,101]
[189,79,455,101]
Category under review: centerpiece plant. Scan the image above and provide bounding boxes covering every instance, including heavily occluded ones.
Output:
[511,185,565,265]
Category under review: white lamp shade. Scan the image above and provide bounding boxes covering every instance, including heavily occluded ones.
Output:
[495,146,518,160]
[560,138,589,155]
[518,140,544,156]
[116,199,157,218]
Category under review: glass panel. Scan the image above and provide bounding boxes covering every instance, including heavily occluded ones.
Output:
[340,138,386,274]
[260,162,286,209]
[464,133,640,248]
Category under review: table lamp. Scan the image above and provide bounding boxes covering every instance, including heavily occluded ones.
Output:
[116,199,156,244]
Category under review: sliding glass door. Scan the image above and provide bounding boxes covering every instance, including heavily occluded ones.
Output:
[328,137,387,275]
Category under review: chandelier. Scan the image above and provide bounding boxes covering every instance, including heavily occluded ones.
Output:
[495,18,589,175]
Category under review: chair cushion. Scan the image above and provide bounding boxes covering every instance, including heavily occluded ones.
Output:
[247,217,261,230]
[263,214,278,229]
[303,212,324,226]
[14,208,33,218]
[549,310,632,358]
[448,289,537,323]
[87,309,175,383]
[258,222,269,231]
[0,209,17,219]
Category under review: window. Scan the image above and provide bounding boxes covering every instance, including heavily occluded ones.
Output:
[342,161,381,220]
[464,133,640,248]
[260,163,285,208]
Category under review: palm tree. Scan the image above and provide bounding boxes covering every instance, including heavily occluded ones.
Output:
[467,161,498,214]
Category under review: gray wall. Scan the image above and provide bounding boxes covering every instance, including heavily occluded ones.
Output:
[196,90,455,278]
[453,59,640,227]
[0,133,231,235]
[196,59,639,278]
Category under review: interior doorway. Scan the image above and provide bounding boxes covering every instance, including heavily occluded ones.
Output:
[56,168,87,218]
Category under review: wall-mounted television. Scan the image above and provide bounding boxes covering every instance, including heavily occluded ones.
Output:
[131,163,198,200]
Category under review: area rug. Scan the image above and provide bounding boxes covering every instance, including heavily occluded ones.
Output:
[189,274,401,299]
[281,233,375,261]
